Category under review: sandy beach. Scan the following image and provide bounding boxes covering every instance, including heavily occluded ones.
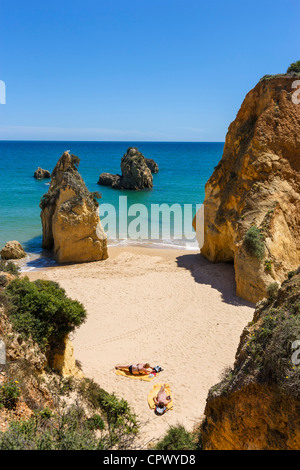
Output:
[26,246,254,448]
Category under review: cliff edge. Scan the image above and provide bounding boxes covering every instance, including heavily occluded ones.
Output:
[201,269,300,450]
[201,75,300,302]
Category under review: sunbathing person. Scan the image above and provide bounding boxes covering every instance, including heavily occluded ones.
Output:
[115,362,153,376]
[153,384,172,415]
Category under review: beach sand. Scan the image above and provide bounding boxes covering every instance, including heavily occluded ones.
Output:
[26,246,254,448]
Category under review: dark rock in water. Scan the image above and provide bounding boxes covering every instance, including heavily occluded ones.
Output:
[34,167,51,179]
[98,172,121,187]
[120,147,153,189]
[97,147,153,190]
[145,158,159,173]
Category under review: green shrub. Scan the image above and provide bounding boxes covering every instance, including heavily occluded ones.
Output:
[243,226,265,260]
[287,61,300,73]
[264,260,273,273]
[5,277,87,353]
[78,379,138,448]
[154,425,198,451]
[0,404,103,450]
[0,260,20,277]
[267,282,279,299]
[0,380,21,410]
[86,414,105,431]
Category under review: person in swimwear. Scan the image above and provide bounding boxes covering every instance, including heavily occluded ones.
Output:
[115,362,153,375]
[153,384,172,415]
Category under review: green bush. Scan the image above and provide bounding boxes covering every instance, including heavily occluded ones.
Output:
[0,260,20,277]
[154,425,198,451]
[5,277,87,353]
[0,404,104,450]
[267,282,279,299]
[243,226,265,260]
[287,61,300,73]
[78,379,138,448]
[0,380,21,410]
[264,260,273,273]
[86,414,105,431]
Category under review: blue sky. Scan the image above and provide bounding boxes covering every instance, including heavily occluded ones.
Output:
[0,0,299,141]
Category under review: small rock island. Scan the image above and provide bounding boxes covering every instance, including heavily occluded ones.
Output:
[34,167,51,179]
[98,147,157,190]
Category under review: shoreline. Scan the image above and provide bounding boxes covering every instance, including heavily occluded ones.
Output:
[25,246,255,447]
[18,239,199,272]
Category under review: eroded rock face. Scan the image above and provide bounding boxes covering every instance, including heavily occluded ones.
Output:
[98,147,153,190]
[200,75,300,303]
[34,167,51,179]
[145,158,159,173]
[40,151,108,263]
[0,241,26,260]
[97,172,121,187]
[201,270,300,450]
[48,336,83,378]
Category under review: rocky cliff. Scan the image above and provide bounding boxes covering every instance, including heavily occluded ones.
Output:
[40,151,108,263]
[200,75,300,303]
[201,269,300,450]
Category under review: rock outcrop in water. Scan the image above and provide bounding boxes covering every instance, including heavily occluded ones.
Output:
[34,167,51,179]
[200,75,300,303]
[40,151,108,263]
[97,172,121,188]
[0,241,26,260]
[145,158,159,173]
[201,269,300,450]
[98,147,153,190]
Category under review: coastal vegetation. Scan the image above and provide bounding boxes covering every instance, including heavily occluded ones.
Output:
[243,226,265,260]
[0,275,139,450]
[287,60,300,73]
[5,277,87,354]
[0,260,20,277]
[154,424,201,451]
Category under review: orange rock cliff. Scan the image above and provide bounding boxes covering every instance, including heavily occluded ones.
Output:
[200,75,300,303]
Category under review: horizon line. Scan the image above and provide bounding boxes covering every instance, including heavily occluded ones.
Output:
[0,139,225,143]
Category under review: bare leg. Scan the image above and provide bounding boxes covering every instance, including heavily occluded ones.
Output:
[115,365,131,370]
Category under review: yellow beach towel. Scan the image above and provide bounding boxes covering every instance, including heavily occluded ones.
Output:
[148,383,173,411]
[115,369,156,382]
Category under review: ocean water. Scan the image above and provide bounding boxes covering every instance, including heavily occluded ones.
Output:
[0,141,224,269]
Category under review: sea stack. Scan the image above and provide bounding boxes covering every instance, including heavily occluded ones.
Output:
[98,147,153,190]
[199,75,300,303]
[40,151,108,263]
[34,167,51,179]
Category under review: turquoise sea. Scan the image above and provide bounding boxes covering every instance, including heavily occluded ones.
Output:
[0,141,224,269]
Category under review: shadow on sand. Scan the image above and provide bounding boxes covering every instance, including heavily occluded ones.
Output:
[176,252,255,308]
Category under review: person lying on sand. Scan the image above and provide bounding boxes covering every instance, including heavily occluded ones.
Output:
[115,363,153,376]
[153,384,172,415]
